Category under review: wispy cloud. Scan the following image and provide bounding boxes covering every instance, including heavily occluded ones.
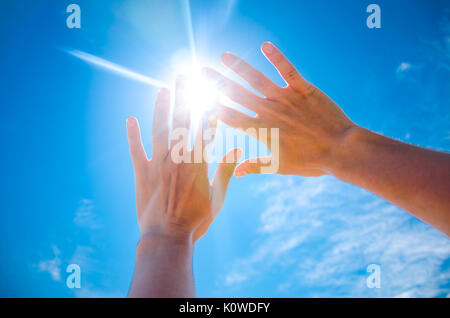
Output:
[224,176,450,297]
[69,245,96,272]
[73,286,124,298]
[37,200,124,297]
[225,273,248,286]
[38,245,62,282]
[74,198,102,229]
[71,201,124,297]
[395,62,418,81]
[396,62,412,73]
[428,9,450,71]
[69,245,125,298]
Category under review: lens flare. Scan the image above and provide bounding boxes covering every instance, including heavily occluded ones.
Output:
[66,49,168,88]
[177,63,218,125]
[66,49,218,126]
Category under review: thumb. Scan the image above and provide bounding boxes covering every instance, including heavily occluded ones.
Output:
[210,148,242,214]
[234,156,272,177]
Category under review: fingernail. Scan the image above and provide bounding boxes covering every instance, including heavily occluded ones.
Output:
[262,42,274,54]
[221,52,235,65]
[127,117,136,127]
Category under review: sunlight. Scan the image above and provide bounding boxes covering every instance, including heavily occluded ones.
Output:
[66,49,217,127]
[65,49,168,88]
[177,63,218,125]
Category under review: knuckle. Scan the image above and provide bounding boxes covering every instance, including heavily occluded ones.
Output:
[130,147,142,159]
[216,78,228,90]
[285,69,299,81]
[307,84,318,96]
[251,75,266,90]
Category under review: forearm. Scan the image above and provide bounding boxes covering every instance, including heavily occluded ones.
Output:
[329,127,450,235]
[128,232,196,298]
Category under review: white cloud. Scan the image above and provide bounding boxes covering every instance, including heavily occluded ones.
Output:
[396,62,412,73]
[429,9,450,71]
[225,273,248,286]
[36,200,124,297]
[69,245,97,273]
[74,198,102,229]
[38,245,62,281]
[224,176,450,297]
[74,288,124,298]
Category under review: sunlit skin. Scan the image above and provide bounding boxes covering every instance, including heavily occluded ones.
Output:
[203,41,450,236]
[127,78,241,298]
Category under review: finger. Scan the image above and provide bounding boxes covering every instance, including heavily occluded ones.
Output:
[126,117,148,168]
[297,169,327,177]
[203,67,267,114]
[261,42,310,93]
[193,113,217,164]
[211,148,242,214]
[171,76,190,152]
[152,88,171,159]
[234,157,272,177]
[166,166,178,214]
[216,105,260,139]
[221,52,282,97]
[173,172,197,218]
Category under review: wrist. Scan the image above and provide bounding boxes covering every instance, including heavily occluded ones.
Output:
[136,229,194,259]
[326,125,371,176]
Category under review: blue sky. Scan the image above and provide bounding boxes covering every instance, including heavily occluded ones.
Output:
[0,0,449,297]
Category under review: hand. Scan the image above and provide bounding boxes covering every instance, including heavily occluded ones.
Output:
[126,78,241,244]
[203,42,357,177]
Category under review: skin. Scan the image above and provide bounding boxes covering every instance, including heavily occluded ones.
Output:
[203,41,450,236]
[127,78,241,297]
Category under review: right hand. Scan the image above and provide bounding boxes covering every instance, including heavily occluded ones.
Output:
[126,78,241,246]
[203,42,358,177]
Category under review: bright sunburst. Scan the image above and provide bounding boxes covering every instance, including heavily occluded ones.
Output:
[176,63,218,125]
[66,0,219,129]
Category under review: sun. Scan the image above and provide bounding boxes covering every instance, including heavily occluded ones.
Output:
[176,63,218,126]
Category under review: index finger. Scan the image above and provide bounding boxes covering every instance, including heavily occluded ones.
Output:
[261,42,310,94]
[221,52,282,98]
[202,67,267,115]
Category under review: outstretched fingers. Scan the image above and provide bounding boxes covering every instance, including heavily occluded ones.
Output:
[203,67,268,115]
[216,105,261,139]
[221,52,282,98]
